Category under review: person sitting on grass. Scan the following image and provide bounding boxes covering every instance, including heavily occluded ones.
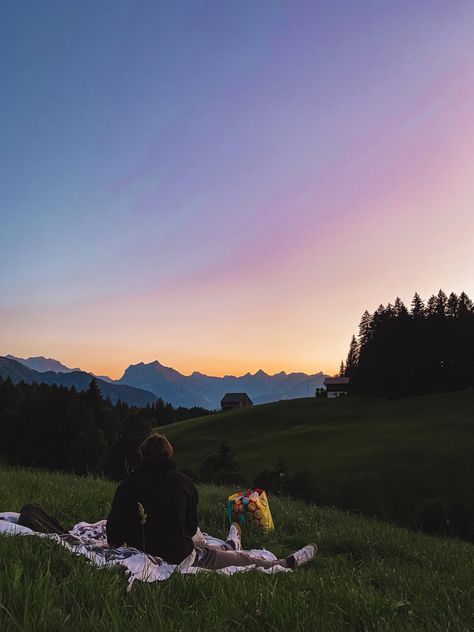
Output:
[106,432,317,570]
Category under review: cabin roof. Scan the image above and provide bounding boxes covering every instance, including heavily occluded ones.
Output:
[323,377,351,386]
[221,392,253,404]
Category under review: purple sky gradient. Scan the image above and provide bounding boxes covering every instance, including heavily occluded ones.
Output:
[1,1,474,377]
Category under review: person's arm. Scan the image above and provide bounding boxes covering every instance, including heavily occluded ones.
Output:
[106,482,129,548]
[185,482,199,538]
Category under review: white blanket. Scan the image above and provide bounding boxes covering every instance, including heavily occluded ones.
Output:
[0,512,290,587]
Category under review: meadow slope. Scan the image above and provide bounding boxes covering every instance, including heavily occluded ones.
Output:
[1,468,474,631]
[165,390,474,527]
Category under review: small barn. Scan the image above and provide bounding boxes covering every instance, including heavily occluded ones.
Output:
[221,392,253,411]
[323,376,351,399]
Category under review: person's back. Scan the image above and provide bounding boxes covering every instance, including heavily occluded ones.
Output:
[106,435,198,564]
[107,432,318,572]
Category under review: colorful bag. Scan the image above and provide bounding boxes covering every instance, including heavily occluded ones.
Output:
[227,488,275,531]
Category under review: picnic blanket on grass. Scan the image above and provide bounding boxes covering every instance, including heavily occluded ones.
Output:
[0,512,290,587]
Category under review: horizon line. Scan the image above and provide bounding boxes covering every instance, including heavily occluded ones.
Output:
[2,353,335,381]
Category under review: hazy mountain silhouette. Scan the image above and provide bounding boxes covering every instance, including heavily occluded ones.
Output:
[0,357,156,407]
[118,360,328,409]
[6,355,80,373]
[7,355,115,383]
[6,355,329,409]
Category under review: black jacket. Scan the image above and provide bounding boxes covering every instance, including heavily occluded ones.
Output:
[106,456,198,564]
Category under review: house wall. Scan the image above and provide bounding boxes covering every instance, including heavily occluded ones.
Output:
[327,390,348,398]
[222,400,252,410]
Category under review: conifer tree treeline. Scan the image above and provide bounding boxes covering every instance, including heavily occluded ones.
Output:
[0,378,211,479]
[344,290,474,396]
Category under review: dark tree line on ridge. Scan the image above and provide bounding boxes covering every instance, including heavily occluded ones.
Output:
[0,378,211,479]
[341,290,474,397]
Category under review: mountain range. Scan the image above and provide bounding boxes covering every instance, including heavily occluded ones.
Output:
[3,355,329,409]
[0,357,157,407]
[117,361,328,408]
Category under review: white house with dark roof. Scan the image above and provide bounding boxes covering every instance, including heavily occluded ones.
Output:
[323,376,351,398]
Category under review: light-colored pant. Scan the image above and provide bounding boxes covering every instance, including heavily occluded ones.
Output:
[194,544,289,570]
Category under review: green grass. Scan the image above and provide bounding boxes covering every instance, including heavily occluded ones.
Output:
[1,468,474,631]
[164,390,474,524]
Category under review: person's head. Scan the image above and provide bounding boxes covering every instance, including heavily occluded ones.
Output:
[138,433,174,461]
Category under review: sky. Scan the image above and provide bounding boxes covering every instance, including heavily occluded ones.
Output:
[1,0,474,379]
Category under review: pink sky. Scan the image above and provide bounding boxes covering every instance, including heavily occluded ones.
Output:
[1,2,474,378]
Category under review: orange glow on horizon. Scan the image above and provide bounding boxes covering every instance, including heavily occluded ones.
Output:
[2,346,340,381]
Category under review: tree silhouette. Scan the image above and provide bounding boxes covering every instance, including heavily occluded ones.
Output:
[358,310,373,346]
[345,335,359,377]
[410,293,425,318]
[346,290,474,396]
[446,292,459,319]
[0,377,211,477]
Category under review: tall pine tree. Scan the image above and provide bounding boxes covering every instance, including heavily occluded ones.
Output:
[345,336,359,377]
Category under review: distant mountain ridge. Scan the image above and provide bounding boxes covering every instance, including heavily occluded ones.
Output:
[0,357,157,407]
[118,360,328,409]
[6,355,80,373]
[6,355,114,382]
[5,355,329,409]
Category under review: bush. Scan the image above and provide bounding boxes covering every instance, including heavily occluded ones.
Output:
[254,460,322,504]
[285,468,322,504]
[447,501,473,540]
[254,458,288,495]
[335,475,388,519]
[417,498,448,535]
[199,442,245,486]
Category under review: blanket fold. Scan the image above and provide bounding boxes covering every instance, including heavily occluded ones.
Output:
[0,512,290,585]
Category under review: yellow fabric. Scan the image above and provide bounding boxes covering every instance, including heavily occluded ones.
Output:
[228,489,275,531]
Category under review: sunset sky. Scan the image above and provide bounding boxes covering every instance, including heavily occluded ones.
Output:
[1,1,474,379]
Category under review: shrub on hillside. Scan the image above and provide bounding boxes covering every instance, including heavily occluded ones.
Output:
[447,501,473,541]
[254,459,323,504]
[254,458,288,495]
[416,498,473,540]
[417,498,448,536]
[335,475,388,519]
[199,441,245,486]
[286,468,323,504]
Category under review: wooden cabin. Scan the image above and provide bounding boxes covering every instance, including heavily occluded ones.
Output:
[221,392,253,411]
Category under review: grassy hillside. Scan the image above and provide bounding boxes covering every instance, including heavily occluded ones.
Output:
[164,390,474,527]
[1,468,474,631]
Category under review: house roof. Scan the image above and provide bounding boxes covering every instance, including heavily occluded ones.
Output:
[221,392,253,404]
[323,377,351,386]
